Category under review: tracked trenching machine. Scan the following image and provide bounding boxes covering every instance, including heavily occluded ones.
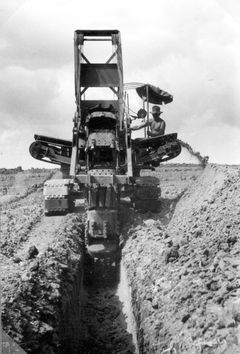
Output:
[29,30,181,260]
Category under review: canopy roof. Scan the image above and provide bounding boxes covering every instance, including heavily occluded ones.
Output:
[136,84,173,104]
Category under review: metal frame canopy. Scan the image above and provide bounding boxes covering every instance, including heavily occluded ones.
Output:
[136,84,173,104]
[124,82,173,105]
[124,82,173,137]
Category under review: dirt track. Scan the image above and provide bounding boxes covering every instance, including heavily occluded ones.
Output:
[1,164,240,353]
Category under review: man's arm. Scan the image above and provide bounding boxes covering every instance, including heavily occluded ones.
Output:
[130,121,148,131]
[161,120,166,135]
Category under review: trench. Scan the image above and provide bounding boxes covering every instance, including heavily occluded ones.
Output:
[58,203,139,354]
[60,192,182,353]
[79,257,139,354]
[60,251,140,354]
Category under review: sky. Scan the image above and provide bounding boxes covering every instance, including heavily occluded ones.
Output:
[0,0,240,168]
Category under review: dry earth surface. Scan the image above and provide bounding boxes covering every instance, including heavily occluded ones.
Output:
[1,169,85,353]
[122,164,240,354]
[1,164,240,354]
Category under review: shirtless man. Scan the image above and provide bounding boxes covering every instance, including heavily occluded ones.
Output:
[131,105,166,137]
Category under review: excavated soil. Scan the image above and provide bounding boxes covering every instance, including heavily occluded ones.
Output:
[122,164,240,353]
[1,164,240,353]
[1,170,85,353]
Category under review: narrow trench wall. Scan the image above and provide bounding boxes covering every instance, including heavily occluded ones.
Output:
[1,214,85,354]
[116,262,139,353]
[60,256,84,354]
[122,165,240,354]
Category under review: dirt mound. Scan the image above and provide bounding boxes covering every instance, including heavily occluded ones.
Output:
[1,213,85,353]
[1,169,85,353]
[122,164,240,353]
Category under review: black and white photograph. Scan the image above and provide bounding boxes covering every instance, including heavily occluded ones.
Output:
[1,1,240,353]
